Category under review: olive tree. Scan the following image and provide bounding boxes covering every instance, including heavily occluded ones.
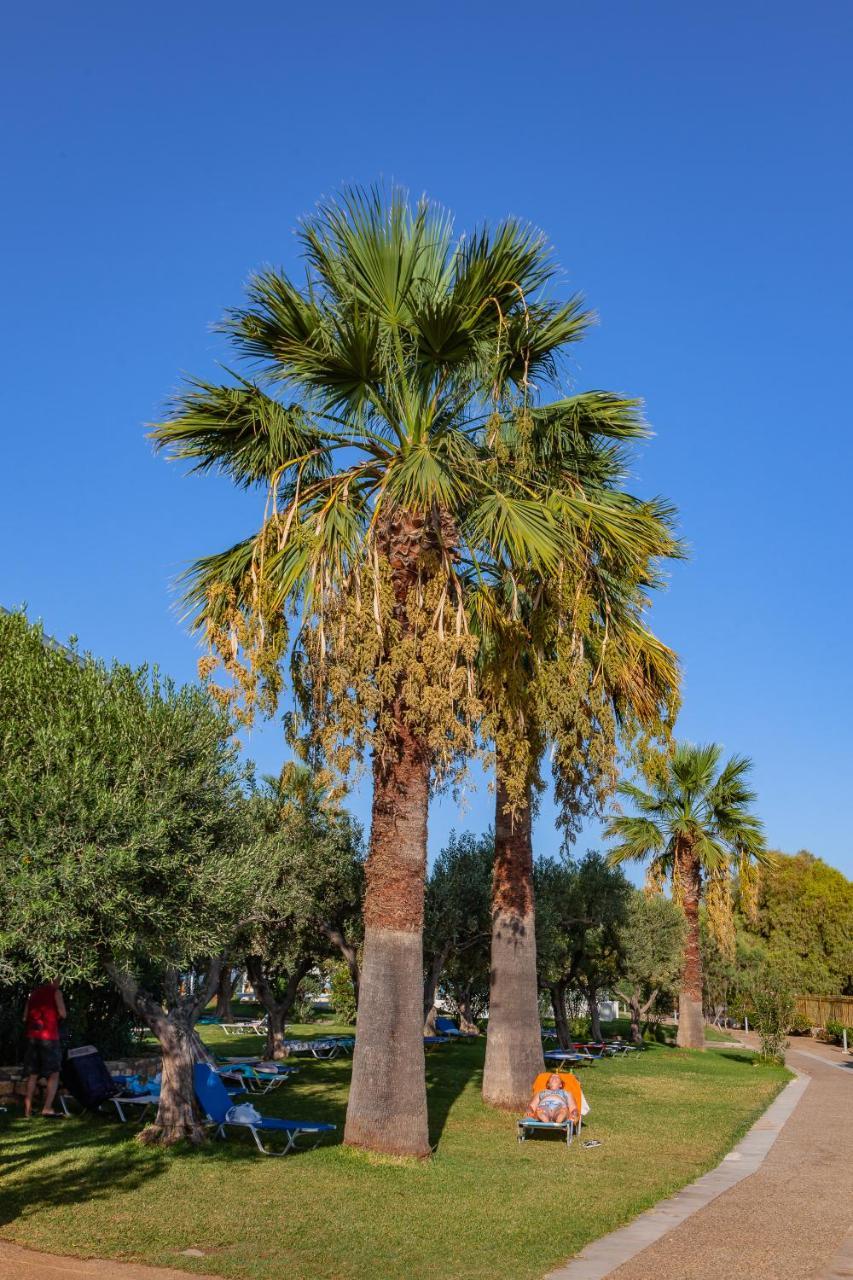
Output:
[423,832,492,1033]
[0,610,250,1144]
[242,772,364,1058]
[614,891,685,1042]
[536,852,630,1046]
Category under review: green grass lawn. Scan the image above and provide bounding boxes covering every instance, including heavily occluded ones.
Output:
[0,1023,788,1280]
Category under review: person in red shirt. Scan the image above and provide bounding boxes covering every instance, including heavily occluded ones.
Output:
[22,980,67,1117]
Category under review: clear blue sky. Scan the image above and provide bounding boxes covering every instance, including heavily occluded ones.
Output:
[2,3,851,875]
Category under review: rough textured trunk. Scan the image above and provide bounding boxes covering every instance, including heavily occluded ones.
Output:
[245,955,309,1062]
[344,726,431,1155]
[551,981,571,1050]
[457,989,479,1035]
[146,1011,212,1144]
[676,840,705,1050]
[264,1007,288,1060]
[586,982,602,1042]
[105,960,221,1146]
[423,943,451,1034]
[483,773,544,1109]
[215,967,237,1021]
[344,508,444,1157]
[616,986,653,1045]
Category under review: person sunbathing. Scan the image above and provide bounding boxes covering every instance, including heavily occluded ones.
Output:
[525,1073,579,1125]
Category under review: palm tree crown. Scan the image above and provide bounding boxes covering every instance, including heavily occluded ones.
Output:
[607,742,767,882]
[153,186,671,774]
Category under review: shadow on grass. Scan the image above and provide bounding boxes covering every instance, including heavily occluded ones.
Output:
[0,1112,170,1229]
[712,1051,760,1066]
[426,1039,484,1148]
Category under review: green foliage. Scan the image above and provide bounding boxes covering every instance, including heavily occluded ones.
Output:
[615,891,685,1017]
[607,741,769,953]
[788,1012,812,1035]
[749,969,795,1064]
[823,1019,852,1045]
[536,851,631,994]
[329,962,357,1025]
[0,610,249,985]
[744,851,853,996]
[151,186,681,806]
[425,832,493,962]
[424,832,493,1023]
[243,771,363,976]
[0,980,139,1065]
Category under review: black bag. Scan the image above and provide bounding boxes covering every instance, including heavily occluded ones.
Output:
[61,1044,120,1109]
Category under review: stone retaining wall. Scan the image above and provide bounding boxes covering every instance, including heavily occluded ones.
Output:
[0,1053,162,1104]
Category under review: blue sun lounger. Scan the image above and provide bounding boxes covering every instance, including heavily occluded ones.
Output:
[215,1062,297,1094]
[193,1064,335,1156]
[517,1115,579,1146]
[434,1017,477,1039]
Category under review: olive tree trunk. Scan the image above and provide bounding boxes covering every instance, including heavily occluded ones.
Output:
[105,961,220,1145]
[586,981,603,1042]
[482,773,544,1109]
[615,986,658,1044]
[423,942,451,1035]
[551,980,571,1050]
[675,840,705,1050]
[215,966,237,1021]
[456,989,479,1035]
[344,722,431,1156]
[245,955,311,1061]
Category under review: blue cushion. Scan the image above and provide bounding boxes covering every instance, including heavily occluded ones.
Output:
[518,1118,572,1130]
[253,1117,336,1134]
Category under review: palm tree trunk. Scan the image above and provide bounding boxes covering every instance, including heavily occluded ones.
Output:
[344,723,431,1155]
[482,771,544,1109]
[676,840,705,1050]
[344,507,442,1155]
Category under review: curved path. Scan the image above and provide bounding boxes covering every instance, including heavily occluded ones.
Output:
[549,1036,853,1280]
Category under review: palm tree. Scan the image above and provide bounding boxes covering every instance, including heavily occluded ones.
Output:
[473,398,681,1108]
[152,188,598,1155]
[606,743,768,1048]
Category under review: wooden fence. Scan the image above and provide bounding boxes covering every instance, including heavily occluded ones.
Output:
[795,995,853,1026]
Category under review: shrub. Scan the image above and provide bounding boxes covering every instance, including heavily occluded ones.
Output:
[823,1019,852,1046]
[788,1012,812,1036]
[329,963,357,1025]
[750,971,794,1064]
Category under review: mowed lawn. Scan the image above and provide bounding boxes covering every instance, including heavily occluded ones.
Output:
[0,1023,788,1280]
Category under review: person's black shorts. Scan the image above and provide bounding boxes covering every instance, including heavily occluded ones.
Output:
[22,1038,62,1077]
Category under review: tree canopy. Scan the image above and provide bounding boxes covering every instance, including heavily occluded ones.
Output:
[0,609,248,985]
[743,851,853,996]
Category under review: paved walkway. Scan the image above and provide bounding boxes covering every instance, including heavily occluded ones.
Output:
[0,1242,219,1280]
[549,1036,853,1280]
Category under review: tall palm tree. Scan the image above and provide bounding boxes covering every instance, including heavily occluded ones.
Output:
[152,188,610,1155]
[606,743,768,1048]
[473,398,681,1108]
